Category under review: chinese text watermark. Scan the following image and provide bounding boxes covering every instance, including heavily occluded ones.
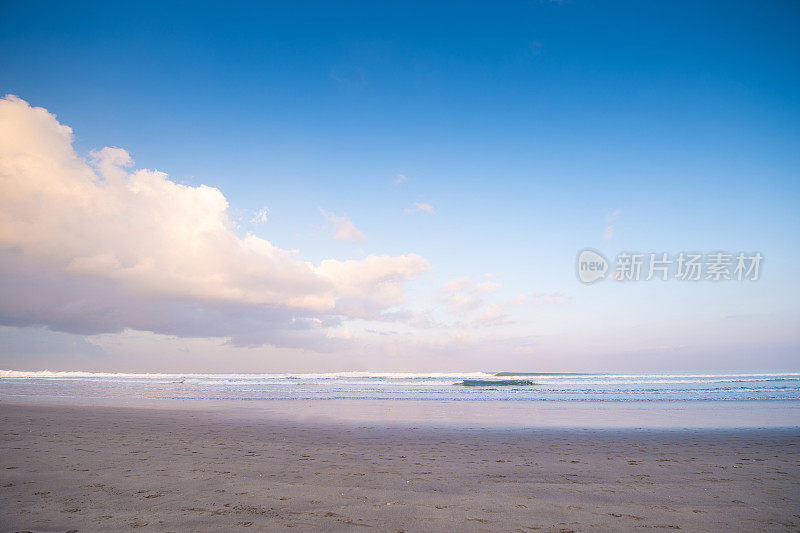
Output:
[577,250,762,284]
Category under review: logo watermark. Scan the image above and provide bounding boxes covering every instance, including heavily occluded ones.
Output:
[577,250,762,284]
[577,249,609,283]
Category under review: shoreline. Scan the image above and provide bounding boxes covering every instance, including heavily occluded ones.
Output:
[2,396,799,430]
[2,402,799,531]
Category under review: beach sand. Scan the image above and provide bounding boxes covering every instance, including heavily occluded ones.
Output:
[1,402,799,532]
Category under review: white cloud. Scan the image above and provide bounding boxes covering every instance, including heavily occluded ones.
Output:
[407,307,441,329]
[325,327,353,340]
[504,292,564,307]
[438,276,510,319]
[439,277,482,313]
[475,281,502,294]
[394,173,407,185]
[0,95,428,348]
[443,292,483,313]
[318,253,430,318]
[508,294,528,306]
[405,201,435,215]
[530,292,564,305]
[440,276,471,294]
[320,209,366,242]
[251,206,269,224]
[603,209,620,240]
[474,303,511,327]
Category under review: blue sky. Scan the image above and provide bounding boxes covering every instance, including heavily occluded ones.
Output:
[0,1,798,372]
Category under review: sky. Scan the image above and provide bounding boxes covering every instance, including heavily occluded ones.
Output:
[0,0,798,372]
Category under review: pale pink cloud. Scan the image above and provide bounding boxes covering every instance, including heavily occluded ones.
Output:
[473,303,512,327]
[320,209,366,242]
[405,201,435,215]
[602,209,620,240]
[475,281,502,294]
[440,276,471,294]
[439,277,484,314]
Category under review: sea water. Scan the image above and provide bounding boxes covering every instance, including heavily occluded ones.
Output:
[1,370,798,402]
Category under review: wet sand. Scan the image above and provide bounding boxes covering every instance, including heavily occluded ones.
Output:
[1,402,799,532]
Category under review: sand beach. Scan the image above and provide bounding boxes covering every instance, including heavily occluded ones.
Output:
[1,402,798,532]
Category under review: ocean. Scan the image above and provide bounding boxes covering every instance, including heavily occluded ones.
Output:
[1,370,798,403]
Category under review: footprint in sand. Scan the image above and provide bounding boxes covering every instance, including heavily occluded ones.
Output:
[608,513,645,520]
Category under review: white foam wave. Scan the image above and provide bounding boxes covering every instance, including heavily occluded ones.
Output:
[0,370,497,380]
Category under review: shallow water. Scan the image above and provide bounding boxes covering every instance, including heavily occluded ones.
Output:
[2,370,799,428]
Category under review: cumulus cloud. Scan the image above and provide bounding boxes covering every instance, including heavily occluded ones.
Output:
[405,202,435,215]
[0,95,429,348]
[318,253,430,318]
[320,209,366,242]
